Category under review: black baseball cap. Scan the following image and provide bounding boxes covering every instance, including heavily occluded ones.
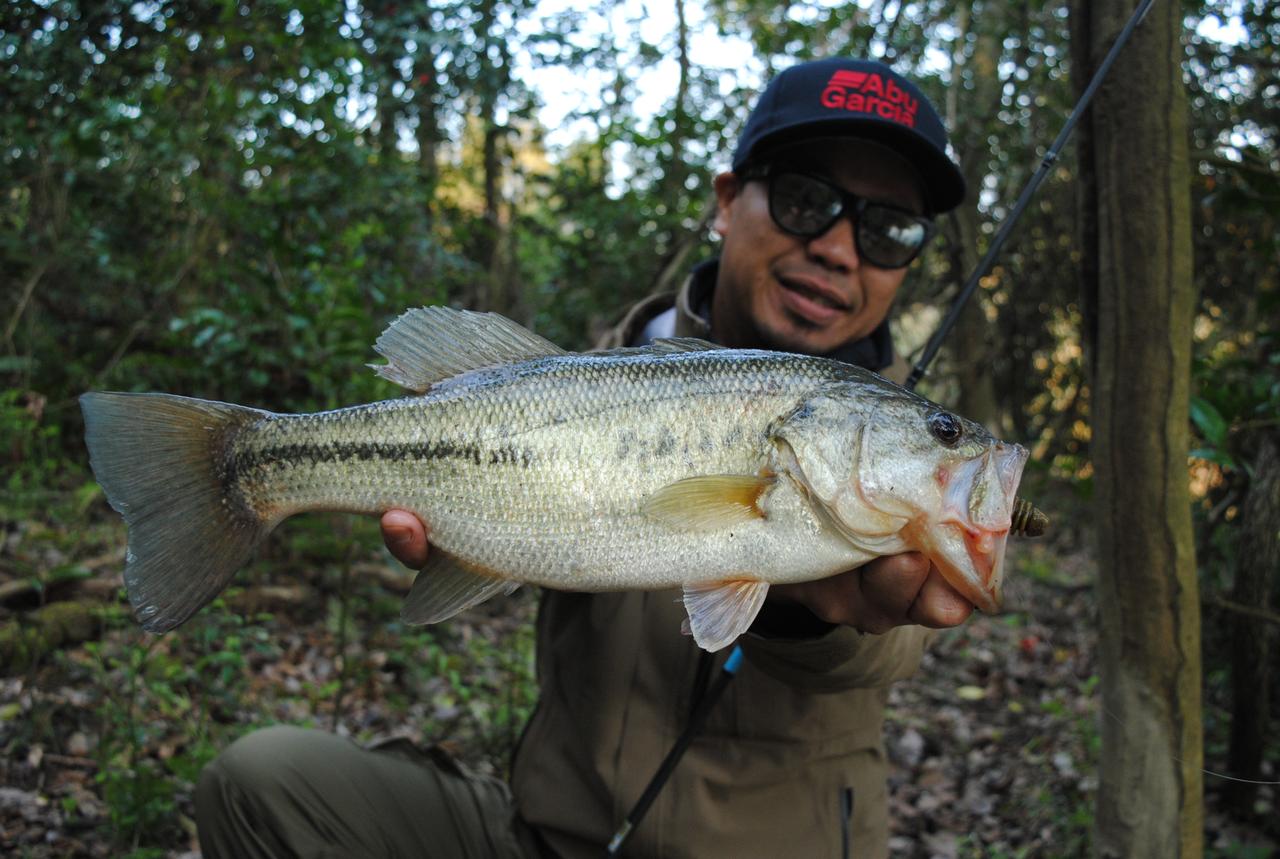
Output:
[732,58,966,213]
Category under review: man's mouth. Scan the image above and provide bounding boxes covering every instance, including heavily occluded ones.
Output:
[777,276,851,324]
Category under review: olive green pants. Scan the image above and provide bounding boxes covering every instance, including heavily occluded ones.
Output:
[195,725,549,859]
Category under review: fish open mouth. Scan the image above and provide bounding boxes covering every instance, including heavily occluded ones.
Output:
[961,524,1009,608]
[924,442,1027,613]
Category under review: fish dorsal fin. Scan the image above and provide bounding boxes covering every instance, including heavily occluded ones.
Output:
[588,338,726,360]
[649,337,725,353]
[372,306,567,393]
[401,550,519,625]
[682,579,770,651]
[642,475,774,531]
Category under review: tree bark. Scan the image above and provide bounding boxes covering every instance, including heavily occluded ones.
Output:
[1071,0,1204,855]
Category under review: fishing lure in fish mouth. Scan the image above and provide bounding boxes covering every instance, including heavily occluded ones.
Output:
[82,306,1040,651]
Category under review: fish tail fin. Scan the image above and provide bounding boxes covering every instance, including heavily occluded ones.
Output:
[80,392,273,632]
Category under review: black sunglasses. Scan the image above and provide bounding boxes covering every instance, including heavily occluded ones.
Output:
[740,166,935,269]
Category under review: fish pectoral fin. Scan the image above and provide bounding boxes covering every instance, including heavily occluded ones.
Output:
[682,579,770,652]
[401,551,518,625]
[642,475,774,531]
[371,306,567,393]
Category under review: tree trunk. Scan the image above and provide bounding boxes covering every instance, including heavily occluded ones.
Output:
[951,299,1000,431]
[944,4,1001,432]
[412,21,441,205]
[478,113,502,313]
[1071,0,1204,855]
[1225,429,1279,813]
[465,0,504,314]
[662,0,691,204]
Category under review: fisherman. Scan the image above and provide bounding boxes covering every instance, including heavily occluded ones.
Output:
[197,57,971,858]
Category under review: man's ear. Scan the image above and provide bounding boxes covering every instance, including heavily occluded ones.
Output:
[712,172,741,238]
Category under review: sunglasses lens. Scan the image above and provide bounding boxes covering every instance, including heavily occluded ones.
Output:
[766,171,929,268]
[858,206,928,268]
[769,173,843,237]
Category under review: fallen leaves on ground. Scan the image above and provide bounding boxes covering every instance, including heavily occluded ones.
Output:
[1,528,1275,857]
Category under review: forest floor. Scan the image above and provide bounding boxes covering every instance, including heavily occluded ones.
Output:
[1,494,1276,858]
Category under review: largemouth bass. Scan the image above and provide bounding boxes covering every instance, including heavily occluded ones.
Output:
[81,307,1029,651]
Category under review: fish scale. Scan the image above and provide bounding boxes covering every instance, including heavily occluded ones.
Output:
[229,351,850,590]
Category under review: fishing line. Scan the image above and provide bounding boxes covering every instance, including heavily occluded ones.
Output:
[1192,769,1280,787]
[1097,703,1280,786]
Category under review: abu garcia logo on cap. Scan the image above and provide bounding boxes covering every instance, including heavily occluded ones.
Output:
[819,70,919,128]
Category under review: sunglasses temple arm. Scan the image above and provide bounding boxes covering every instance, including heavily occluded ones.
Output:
[904,0,1158,393]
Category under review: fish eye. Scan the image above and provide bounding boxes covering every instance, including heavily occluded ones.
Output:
[927,411,963,447]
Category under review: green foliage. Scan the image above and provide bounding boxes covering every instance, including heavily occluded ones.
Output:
[1190,395,1235,467]
[370,607,537,769]
[1208,843,1280,859]
[77,602,262,849]
[0,388,62,499]
[1190,321,1279,593]
[3,1,473,418]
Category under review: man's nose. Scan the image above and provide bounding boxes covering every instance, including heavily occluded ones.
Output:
[805,213,860,272]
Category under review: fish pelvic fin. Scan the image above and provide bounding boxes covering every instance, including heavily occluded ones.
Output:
[642,474,774,531]
[401,551,519,625]
[682,579,770,652]
[371,306,567,393]
[79,392,272,633]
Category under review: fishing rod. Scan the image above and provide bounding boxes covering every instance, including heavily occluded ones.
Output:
[906,0,1158,390]
[605,1,1158,854]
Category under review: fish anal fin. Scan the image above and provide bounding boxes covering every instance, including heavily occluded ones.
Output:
[372,307,567,393]
[642,475,774,531]
[682,579,770,652]
[401,551,518,625]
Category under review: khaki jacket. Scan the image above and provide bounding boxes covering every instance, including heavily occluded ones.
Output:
[510,267,929,858]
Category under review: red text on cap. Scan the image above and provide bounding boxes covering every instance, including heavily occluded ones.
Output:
[819,70,919,128]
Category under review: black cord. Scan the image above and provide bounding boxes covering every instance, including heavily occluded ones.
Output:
[604,647,744,855]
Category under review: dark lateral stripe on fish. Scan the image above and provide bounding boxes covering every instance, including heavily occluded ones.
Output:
[226,439,534,477]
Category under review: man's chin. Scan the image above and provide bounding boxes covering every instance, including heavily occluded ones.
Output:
[758,317,847,356]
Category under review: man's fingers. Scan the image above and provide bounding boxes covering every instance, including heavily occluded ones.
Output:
[773,553,958,633]
[381,509,430,568]
[907,568,974,629]
[857,553,973,632]
[858,553,931,615]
